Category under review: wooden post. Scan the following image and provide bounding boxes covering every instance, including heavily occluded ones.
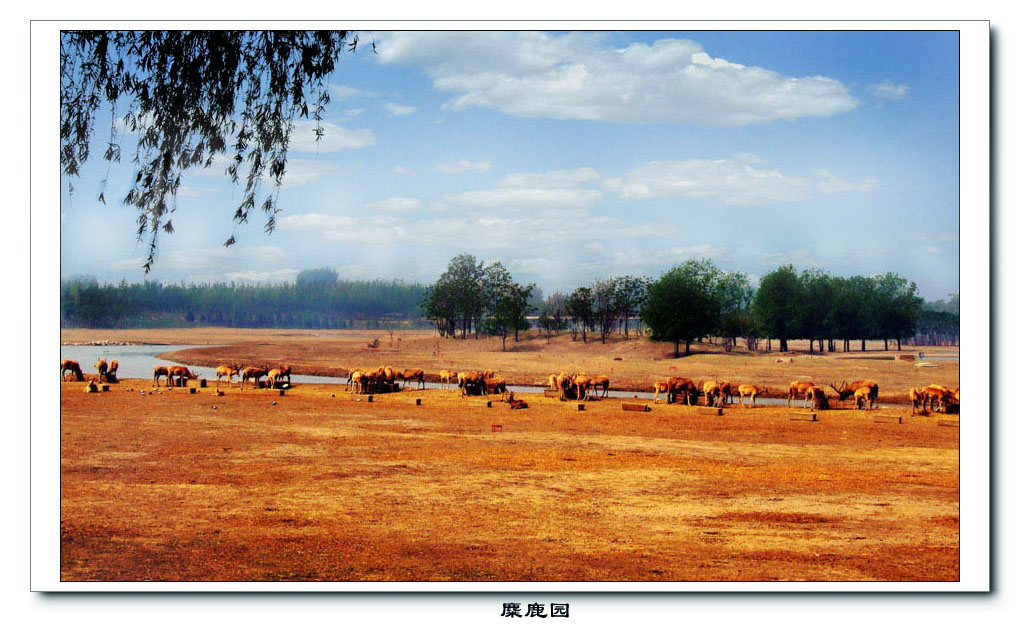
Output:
[790,412,817,422]
[874,415,902,424]
[577,403,585,411]
[416,398,422,406]
[697,407,723,416]
[543,389,559,398]
[278,389,286,396]
[622,403,650,412]
[490,424,502,432]
[486,401,493,408]
[188,387,197,394]
[200,379,208,388]
[937,420,960,428]
[101,384,110,392]
[367,395,373,402]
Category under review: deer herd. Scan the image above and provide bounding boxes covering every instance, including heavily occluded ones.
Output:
[61,356,959,415]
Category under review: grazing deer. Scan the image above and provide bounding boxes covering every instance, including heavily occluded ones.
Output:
[153,365,171,388]
[668,376,698,405]
[807,386,830,410]
[572,373,592,401]
[267,368,285,389]
[853,387,873,410]
[440,370,457,389]
[216,364,240,384]
[701,380,722,407]
[458,371,484,397]
[719,381,734,405]
[592,375,610,398]
[61,360,85,382]
[830,380,879,409]
[239,366,268,390]
[484,375,508,399]
[789,381,815,407]
[169,366,199,388]
[94,358,109,382]
[401,368,426,390]
[738,384,769,408]
[922,384,953,413]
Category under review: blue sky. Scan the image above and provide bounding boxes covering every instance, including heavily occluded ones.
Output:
[60,30,960,300]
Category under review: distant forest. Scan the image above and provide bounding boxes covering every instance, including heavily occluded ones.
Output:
[61,262,960,350]
[60,269,427,329]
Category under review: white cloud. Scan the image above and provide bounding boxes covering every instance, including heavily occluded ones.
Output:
[813,169,877,194]
[224,269,300,284]
[367,196,423,213]
[279,209,660,251]
[375,31,857,125]
[280,159,337,189]
[435,159,491,174]
[867,81,910,101]
[288,120,376,152]
[602,155,811,205]
[330,84,368,99]
[176,185,218,199]
[497,167,599,189]
[757,249,828,268]
[161,245,288,270]
[385,102,418,116]
[612,244,735,268]
[445,187,602,209]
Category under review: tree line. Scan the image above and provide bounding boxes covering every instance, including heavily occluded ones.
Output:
[60,269,427,329]
[420,255,957,356]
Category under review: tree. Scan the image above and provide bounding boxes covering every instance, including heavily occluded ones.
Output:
[481,262,535,350]
[564,287,595,342]
[296,268,339,287]
[642,260,722,357]
[798,269,838,353]
[612,275,649,338]
[591,278,619,343]
[713,271,754,349]
[872,272,924,350]
[752,265,801,352]
[61,30,362,271]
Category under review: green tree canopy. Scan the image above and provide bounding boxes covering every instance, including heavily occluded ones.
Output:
[642,260,722,357]
[751,264,801,352]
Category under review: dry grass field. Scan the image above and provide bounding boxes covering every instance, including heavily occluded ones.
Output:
[60,368,959,582]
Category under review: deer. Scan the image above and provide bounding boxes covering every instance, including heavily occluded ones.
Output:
[61,360,85,382]
[830,380,879,409]
[94,358,109,382]
[239,366,268,390]
[107,359,119,382]
[738,384,769,408]
[788,381,815,407]
[909,387,926,415]
[853,387,873,410]
[719,380,734,405]
[667,376,698,405]
[401,368,426,390]
[591,375,610,398]
[701,380,722,407]
[216,364,240,384]
[169,365,200,388]
[440,370,457,389]
[807,386,830,410]
[153,365,171,388]
[572,373,592,401]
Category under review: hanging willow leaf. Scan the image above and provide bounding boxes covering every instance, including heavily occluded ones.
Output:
[60,30,359,271]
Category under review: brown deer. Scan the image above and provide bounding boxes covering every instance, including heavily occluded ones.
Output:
[94,358,109,382]
[458,371,485,397]
[61,360,84,382]
[591,375,610,398]
[853,387,873,410]
[668,376,699,405]
[239,366,268,390]
[807,386,830,410]
[701,380,722,407]
[572,373,592,401]
[719,380,734,405]
[216,364,240,384]
[169,365,199,388]
[440,370,457,389]
[788,381,815,407]
[401,368,426,390]
[909,387,926,415]
[152,365,171,388]
[107,359,119,382]
[830,380,879,409]
[737,384,768,408]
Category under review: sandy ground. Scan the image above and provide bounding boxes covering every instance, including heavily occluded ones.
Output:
[60,376,959,582]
